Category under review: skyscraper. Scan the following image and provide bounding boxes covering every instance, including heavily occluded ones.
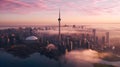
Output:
[106,32,109,45]
[58,9,61,42]
[92,29,96,42]
[102,36,105,44]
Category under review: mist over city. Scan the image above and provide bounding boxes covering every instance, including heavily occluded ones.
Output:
[1,0,120,67]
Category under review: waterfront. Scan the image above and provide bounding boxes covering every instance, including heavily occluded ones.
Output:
[0,23,120,67]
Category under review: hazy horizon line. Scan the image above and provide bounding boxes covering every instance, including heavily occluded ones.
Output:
[0,23,120,27]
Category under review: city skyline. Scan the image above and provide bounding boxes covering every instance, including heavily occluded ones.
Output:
[1,0,120,25]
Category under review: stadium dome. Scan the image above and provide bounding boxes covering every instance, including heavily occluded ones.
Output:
[25,36,38,41]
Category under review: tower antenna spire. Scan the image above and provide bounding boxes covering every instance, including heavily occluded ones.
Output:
[58,9,61,42]
[59,8,61,19]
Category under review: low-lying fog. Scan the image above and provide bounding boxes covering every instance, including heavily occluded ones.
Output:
[62,49,120,67]
[0,49,120,67]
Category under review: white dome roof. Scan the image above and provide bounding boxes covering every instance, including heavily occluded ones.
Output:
[25,36,38,40]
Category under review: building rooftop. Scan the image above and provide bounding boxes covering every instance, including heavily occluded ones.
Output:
[25,36,38,41]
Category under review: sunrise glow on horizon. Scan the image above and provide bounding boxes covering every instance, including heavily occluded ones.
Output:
[1,0,120,25]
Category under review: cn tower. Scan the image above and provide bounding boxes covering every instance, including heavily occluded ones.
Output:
[58,9,61,41]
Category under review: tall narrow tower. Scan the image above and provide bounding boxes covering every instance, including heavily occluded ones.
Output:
[106,32,109,45]
[58,9,61,41]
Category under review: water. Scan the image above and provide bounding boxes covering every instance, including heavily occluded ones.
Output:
[0,49,120,67]
[0,50,59,67]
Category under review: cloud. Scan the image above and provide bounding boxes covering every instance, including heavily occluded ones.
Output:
[0,0,50,13]
[0,0,120,15]
[63,0,120,15]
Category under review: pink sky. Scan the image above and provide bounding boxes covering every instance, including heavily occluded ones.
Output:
[0,0,120,25]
